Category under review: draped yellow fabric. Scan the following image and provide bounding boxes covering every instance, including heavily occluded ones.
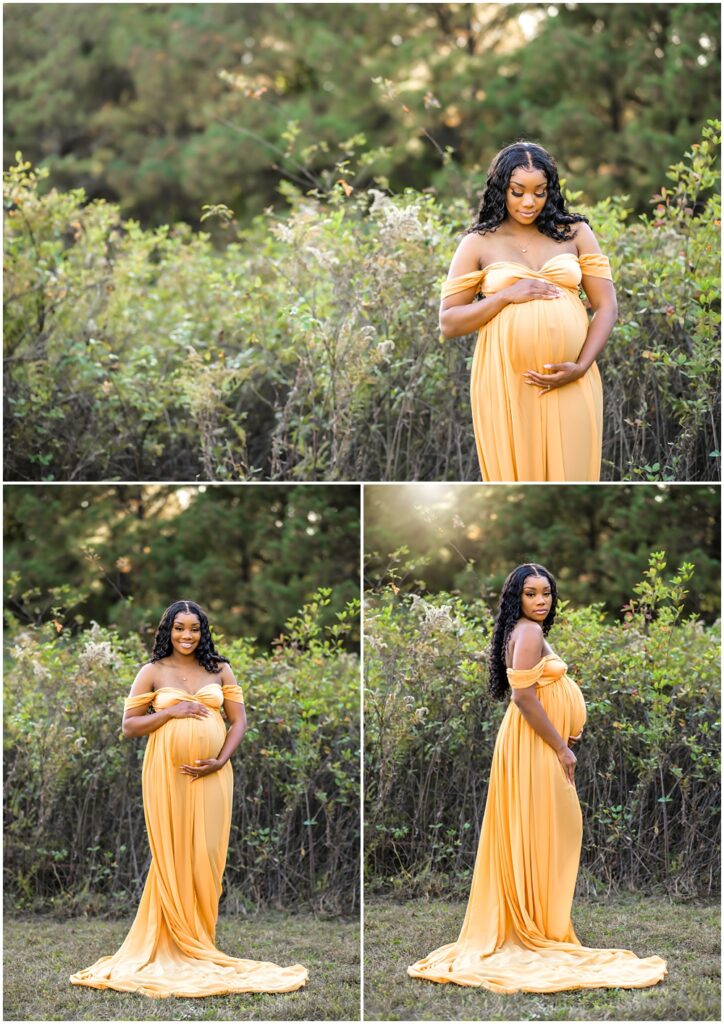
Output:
[409,655,667,993]
[442,252,613,482]
[70,686,308,998]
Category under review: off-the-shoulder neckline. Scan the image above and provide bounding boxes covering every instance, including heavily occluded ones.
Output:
[480,252,580,276]
[154,683,223,697]
[506,652,564,671]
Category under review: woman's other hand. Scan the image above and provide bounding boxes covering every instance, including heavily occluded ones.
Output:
[181,757,223,781]
[568,731,583,747]
[524,362,585,393]
[557,744,577,785]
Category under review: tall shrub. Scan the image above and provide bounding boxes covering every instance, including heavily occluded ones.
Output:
[4,121,720,481]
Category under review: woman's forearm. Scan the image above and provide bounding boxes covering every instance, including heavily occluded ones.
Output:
[440,289,511,339]
[575,302,618,372]
[513,692,568,753]
[122,707,174,738]
[216,721,246,766]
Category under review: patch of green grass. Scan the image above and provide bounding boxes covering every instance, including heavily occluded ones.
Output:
[4,910,359,1021]
[363,895,720,1021]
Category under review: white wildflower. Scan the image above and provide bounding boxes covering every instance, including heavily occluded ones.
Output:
[377,202,426,245]
[368,189,391,215]
[270,222,295,244]
[31,661,51,682]
[78,639,116,674]
[375,340,395,361]
[303,245,340,270]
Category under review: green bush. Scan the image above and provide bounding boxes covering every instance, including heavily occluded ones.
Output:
[364,553,720,899]
[4,121,720,481]
[3,591,360,917]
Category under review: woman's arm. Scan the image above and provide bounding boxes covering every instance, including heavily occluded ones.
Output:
[510,623,577,785]
[440,233,564,340]
[572,222,618,373]
[122,664,209,738]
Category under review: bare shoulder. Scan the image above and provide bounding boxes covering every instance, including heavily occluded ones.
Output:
[511,619,544,643]
[447,230,487,277]
[572,220,602,255]
[509,620,545,669]
[129,661,157,695]
[219,661,236,684]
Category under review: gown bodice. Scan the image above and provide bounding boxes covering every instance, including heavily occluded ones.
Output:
[506,652,567,688]
[441,252,612,299]
[124,682,244,713]
[507,653,587,739]
[152,685,224,710]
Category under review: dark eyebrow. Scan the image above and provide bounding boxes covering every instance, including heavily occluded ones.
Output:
[510,179,547,189]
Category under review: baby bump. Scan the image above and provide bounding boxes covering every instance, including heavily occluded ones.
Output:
[157,713,226,767]
[564,678,587,737]
[492,295,589,373]
[538,678,587,739]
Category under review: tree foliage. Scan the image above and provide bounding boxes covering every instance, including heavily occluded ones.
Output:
[4,594,360,916]
[364,484,721,622]
[3,4,720,225]
[4,122,720,481]
[4,485,360,650]
[364,553,720,899]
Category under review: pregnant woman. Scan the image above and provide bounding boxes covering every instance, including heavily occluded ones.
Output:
[440,142,618,481]
[71,600,308,998]
[409,564,667,993]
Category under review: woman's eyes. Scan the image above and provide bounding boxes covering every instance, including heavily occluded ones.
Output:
[512,191,546,198]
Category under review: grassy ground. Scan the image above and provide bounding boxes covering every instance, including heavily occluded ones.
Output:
[364,895,720,1021]
[4,910,359,1021]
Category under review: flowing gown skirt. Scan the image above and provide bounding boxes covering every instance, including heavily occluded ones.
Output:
[70,686,308,998]
[443,252,613,482]
[408,656,667,993]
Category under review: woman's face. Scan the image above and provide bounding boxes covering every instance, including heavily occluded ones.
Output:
[520,574,552,623]
[505,166,548,226]
[170,612,201,657]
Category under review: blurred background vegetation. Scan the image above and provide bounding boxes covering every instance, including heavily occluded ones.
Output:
[4,4,720,482]
[4,483,361,917]
[364,483,720,621]
[4,483,359,648]
[4,3,720,227]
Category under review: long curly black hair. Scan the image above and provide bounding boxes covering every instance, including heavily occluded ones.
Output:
[151,600,230,674]
[488,564,558,701]
[466,141,588,242]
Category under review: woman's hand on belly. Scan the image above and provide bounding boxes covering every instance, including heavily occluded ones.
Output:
[503,279,564,304]
[523,360,586,394]
[167,699,211,720]
[568,730,583,747]
[181,756,224,781]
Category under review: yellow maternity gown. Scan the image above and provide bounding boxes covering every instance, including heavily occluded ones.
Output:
[443,252,613,481]
[70,683,308,998]
[408,654,667,993]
